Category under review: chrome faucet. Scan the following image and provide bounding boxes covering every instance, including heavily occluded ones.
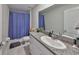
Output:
[51,32,62,39]
[48,30,54,37]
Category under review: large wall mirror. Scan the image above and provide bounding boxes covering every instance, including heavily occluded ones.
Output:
[64,7,79,38]
[39,4,79,38]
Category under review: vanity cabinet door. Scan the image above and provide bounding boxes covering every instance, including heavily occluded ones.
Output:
[29,36,42,55]
[30,35,53,55]
[30,43,42,55]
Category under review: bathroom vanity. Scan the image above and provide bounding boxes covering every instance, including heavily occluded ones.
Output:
[29,33,53,55]
[30,32,79,55]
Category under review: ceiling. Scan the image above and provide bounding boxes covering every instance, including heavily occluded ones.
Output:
[7,4,37,11]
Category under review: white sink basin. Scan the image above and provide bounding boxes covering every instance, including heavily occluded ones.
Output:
[40,36,67,49]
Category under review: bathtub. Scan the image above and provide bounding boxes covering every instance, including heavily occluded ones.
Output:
[6,36,30,55]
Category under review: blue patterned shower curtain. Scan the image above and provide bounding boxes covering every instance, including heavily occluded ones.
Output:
[8,11,30,39]
[39,14,45,30]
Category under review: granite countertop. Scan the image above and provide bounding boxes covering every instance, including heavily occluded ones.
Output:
[30,32,79,55]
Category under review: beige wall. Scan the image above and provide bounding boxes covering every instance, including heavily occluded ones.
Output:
[31,4,53,29]
[2,5,9,41]
[0,4,9,42]
[2,5,9,55]
[0,4,9,55]
[0,5,2,42]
